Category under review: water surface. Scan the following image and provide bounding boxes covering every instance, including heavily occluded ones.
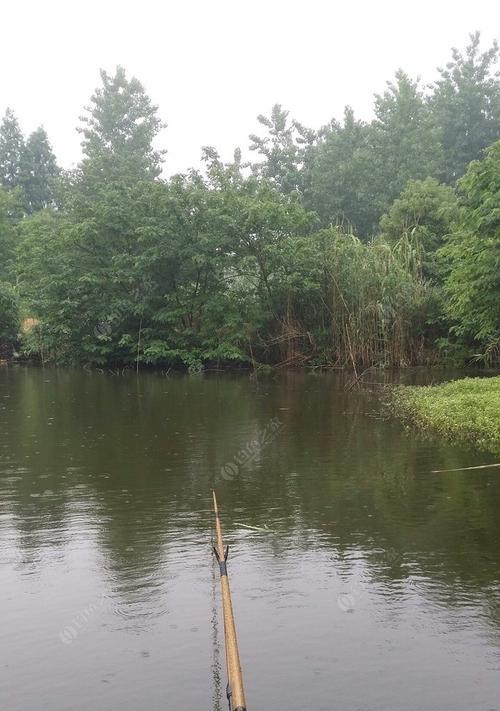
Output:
[1,367,499,710]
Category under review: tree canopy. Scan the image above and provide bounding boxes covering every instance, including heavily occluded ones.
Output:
[442,140,500,351]
[2,34,499,369]
[432,32,500,183]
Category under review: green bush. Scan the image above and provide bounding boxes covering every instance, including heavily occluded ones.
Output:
[391,376,500,453]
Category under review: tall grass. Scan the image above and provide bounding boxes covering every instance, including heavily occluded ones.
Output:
[267,229,436,368]
[325,233,431,367]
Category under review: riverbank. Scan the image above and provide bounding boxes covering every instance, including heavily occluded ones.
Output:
[391,376,500,454]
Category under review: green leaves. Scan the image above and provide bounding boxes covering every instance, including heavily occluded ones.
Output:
[0,187,22,344]
[441,141,500,348]
[3,37,499,369]
[308,72,444,238]
[432,32,500,183]
[250,104,316,195]
[0,109,25,190]
[0,281,17,343]
[371,71,443,200]
[0,110,59,213]
[22,127,60,213]
[78,66,165,186]
[308,107,378,236]
[379,177,459,282]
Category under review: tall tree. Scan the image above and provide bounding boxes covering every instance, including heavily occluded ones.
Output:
[63,66,167,324]
[0,109,25,190]
[371,71,443,204]
[308,107,377,236]
[77,66,165,189]
[22,127,60,213]
[249,104,316,195]
[431,32,500,183]
[19,67,169,364]
[309,73,443,238]
[441,140,500,349]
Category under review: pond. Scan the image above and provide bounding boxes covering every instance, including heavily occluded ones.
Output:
[1,367,499,711]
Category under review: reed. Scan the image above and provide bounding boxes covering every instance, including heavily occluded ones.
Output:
[264,229,436,369]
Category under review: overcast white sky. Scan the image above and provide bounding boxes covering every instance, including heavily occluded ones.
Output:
[1,0,499,175]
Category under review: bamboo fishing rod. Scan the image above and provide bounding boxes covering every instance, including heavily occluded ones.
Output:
[212,491,248,711]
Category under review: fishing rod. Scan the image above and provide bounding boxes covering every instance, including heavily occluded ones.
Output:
[212,491,248,711]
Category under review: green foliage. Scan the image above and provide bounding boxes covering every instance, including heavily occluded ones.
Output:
[16,67,170,364]
[371,71,443,200]
[391,376,500,454]
[17,210,84,360]
[0,109,25,190]
[0,281,18,343]
[315,230,436,367]
[441,140,500,349]
[379,177,459,281]
[18,144,317,367]
[22,127,59,212]
[309,72,445,237]
[308,107,377,236]
[78,66,165,187]
[0,109,59,214]
[432,32,500,183]
[0,187,21,273]
[249,104,316,195]
[434,337,474,366]
[7,35,500,369]
[0,187,21,344]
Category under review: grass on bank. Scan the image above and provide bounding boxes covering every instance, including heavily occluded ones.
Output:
[391,376,500,454]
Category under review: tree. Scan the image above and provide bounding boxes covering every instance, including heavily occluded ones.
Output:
[442,140,500,349]
[16,67,168,364]
[0,188,18,273]
[0,188,22,344]
[431,32,500,183]
[77,66,165,189]
[12,49,498,371]
[249,104,316,195]
[16,211,75,359]
[309,73,443,238]
[0,112,59,213]
[308,107,378,236]
[17,194,168,365]
[146,151,317,369]
[370,71,443,206]
[22,127,60,213]
[0,109,25,190]
[380,177,459,281]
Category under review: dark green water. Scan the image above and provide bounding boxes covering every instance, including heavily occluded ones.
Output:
[1,367,499,711]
